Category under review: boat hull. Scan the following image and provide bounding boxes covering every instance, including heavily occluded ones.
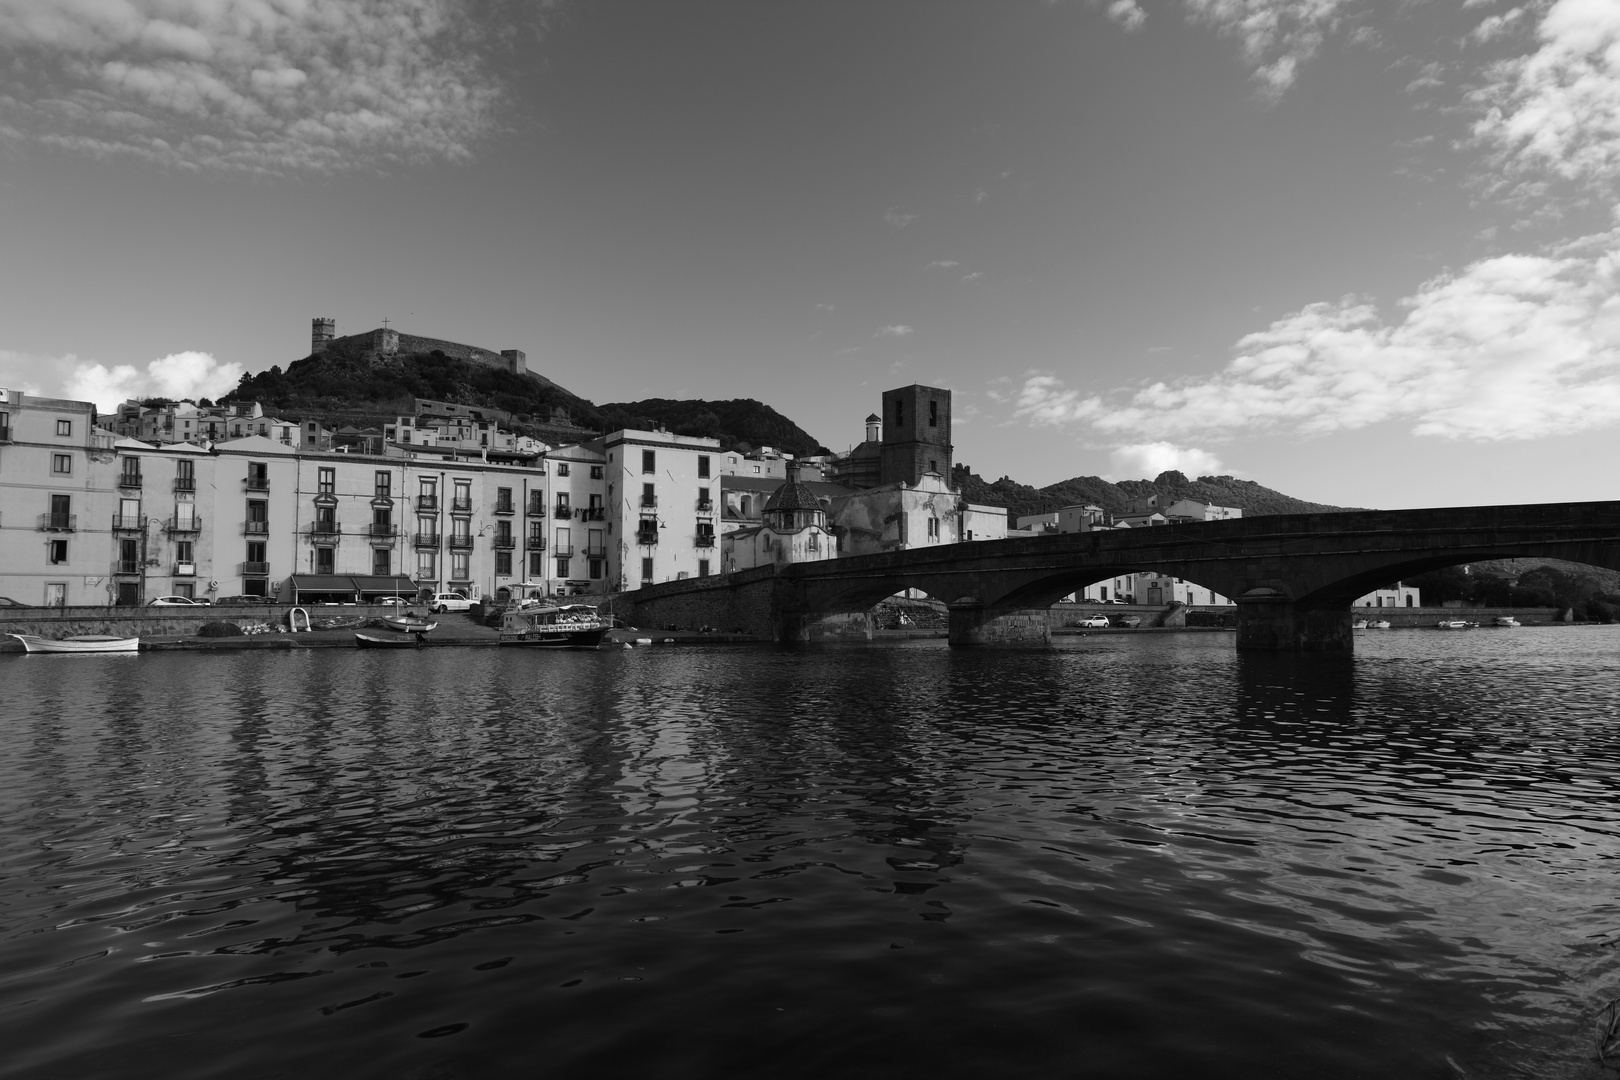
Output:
[499,628,610,649]
[355,631,423,649]
[8,633,140,654]
[381,617,437,633]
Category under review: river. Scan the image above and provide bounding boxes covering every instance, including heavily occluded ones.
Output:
[2,627,1618,1079]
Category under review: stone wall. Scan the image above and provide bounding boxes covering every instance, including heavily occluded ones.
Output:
[0,604,411,650]
[626,567,778,638]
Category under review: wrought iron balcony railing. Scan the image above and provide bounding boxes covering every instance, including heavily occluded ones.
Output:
[244,520,269,535]
[554,505,572,519]
[448,534,475,550]
[174,477,195,492]
[245,476,270,491]
[111,514,147,532]
[451,498,473,513]
[117,472,142,489]
[39,513,75,532]
[492,534,516,550]
[242,561,269,576]
[414,532,440,547]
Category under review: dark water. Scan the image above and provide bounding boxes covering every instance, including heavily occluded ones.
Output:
[3,628,1619,1079]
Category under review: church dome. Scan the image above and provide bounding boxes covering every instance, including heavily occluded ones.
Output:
[764,478,821,513]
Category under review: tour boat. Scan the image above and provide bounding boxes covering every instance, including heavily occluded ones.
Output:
[1435,619,1478,630]
[1491,615,1521,627]
[381,615,437,634]
[8,633,140,654]
[498,603,611,648]
[355,630,424,649]
[1365,619,1391,629]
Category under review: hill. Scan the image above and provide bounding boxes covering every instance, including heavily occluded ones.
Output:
[950,465,1360,522]
[596,398,829,456]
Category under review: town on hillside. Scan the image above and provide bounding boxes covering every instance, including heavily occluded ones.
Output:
[0,318,1420,609]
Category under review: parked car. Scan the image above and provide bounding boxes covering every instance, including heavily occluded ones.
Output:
[147,595,200,606]
[376,596,413,607]
[1113,615,1142,628]
[0,596,25,607]
[1075,614,1111,628]
[429,591,472,613]
[215,595,266,606]
[1104,598,1130,604]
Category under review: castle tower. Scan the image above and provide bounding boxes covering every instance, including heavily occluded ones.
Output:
[879,384,952,487]
[311,317,335,355]
[501,349,527,376]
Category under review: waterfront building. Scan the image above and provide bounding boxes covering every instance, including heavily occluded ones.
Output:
[603,428,726,589]
[1354,582,1420,607]
[544,442,609,594]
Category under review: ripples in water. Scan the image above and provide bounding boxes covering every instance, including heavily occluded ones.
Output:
[1,627,1618,1079]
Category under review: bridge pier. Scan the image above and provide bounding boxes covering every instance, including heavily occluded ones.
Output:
[775,610,875,642]
[948,602,1052,647]
[1235,595,1353,652]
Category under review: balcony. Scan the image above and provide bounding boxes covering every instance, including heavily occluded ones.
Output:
[117,472,142,489]
[586,545,608,559]
[115,560,140,575]
[368,523,399,539]
[492,534,516,550]
[582,506,606,521]
[39,513,75,532]
[174,477,196,492]
[304,522,341,544]
[636,529,659,546]
[526,534,547,551]
[112,514,147,532]
[640,495,658,508]
[553,544,574,558]
[414,532,441,547]
[448,534,475,550]
[494,501,515,516]
[696,499,714,513]
[694,535,716,548]
[245,476,270,491]
[417,495,439,511]
[450,498,473,514]
[0,422,10,442]
[164,514,201,534]
[242,561,270,576]
[554,505,572,519]
[174,562,196,577]
[528,495,547,516]
[244,520,270,536]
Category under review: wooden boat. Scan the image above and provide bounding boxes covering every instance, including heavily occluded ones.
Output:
[8,633,139,654]
[498,602,611,648]
[381,615,437,633]
[355,631,424,649]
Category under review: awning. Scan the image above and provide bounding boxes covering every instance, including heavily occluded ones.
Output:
[351,575,418,595]
[286,574,360,596]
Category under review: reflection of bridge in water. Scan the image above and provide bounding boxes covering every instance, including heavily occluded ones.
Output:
[630,502,1620,650]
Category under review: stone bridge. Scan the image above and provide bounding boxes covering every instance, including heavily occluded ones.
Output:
[628,501,1620,650]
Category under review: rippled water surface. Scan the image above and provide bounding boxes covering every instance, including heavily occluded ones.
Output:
[3,627,1620,1079]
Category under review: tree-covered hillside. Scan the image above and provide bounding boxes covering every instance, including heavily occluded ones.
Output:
[596,398,829,456]
[951,465,1359,522]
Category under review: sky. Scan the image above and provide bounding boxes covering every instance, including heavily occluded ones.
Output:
[1,0,1617,510]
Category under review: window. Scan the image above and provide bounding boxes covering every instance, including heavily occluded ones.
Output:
[318,467,335,494]
[45,582,66,607]
[589,558,603,580]
[587,528,604,556]
[419,478,437,505]
[529,551,546,576]
[453,480,471,511]
[929,459,937,474]
[556,556,570,577]
[315,547,335,574]
[697,455,710,479]
[375,471,391,497]
[48,539,67,564]
[698,559,710,578]
[417,550,437,579]
[927,516,939,540]
[247,540,267,564]
[373,548,390,576]
[894,400,903,426]
[373,506,393,533]
[248,461,269,490]
[51,453,71,475]
[698,486,711,509]
[929,399,938,426]
[496,486,513,512]
[641,483,656,508]
[641,557,654,582]
[496,551,512,576]
[590,465,603,480]
[556,463,570,477]
[176,540,194,563]
[555,526,571,555]
[556,492,570,512]
[642,449,655,474]
[56,419,71,436]
[175,583,195,600]
[451,552,470,580]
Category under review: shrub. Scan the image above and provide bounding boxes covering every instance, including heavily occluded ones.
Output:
[197,621,244,637]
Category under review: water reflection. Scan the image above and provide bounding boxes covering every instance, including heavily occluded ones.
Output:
[0,630,1616,1079]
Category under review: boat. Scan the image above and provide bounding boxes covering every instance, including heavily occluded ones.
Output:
[381,615,437,633]
[1436,619,1478,630]
[1491,615,1521,627]
[498,602,611,648]
[1352,618,1368,630]
[355,631,424,649]
[1366,619,1391,629]
[7,633,139,654]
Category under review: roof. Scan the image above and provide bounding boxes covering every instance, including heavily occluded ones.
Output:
[865,413,881,422]
[721,475,853,498]
[765,478,823,513]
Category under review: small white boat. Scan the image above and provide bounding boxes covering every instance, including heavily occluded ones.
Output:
[1352,619,1369,630]
[1435,619,1477,630]
[381,615,437,634]
[1492,615,1521,628]
[1366,619,1391,630]
[8,633,139,654]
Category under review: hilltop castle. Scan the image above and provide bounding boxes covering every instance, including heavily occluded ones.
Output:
[311,317,529,377]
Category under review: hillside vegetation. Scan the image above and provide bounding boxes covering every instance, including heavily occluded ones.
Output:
[597,398,829,456]
[951,465,1359,522]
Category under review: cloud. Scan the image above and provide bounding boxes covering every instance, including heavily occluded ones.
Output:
[1103,1,1147,32]
[1180,0,1361,98]
[1,346,245,412]
[1108,442,1225,479]
[925,259,960,270]
[0,0,548,174]
[961,271,985,282]
[1006,226,1620,441]
[883,208,920,228]
[1469,0,1620,197]
[814,302,836,312]
[875,325,915,338]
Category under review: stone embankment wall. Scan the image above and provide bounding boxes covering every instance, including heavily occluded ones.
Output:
[622,568,778,638]
[0,604,411,651]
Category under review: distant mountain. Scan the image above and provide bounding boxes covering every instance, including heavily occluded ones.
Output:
[950,465,1361,522]
[594,398,829,456]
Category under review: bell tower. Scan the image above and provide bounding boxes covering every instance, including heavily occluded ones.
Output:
[879,384,952,487]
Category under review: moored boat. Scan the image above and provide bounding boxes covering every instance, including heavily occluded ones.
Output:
[1366,619,1391,629]
[8,633,140,654]
[355,631,424,649]
[499,602,610,648]
[1352,618,1369,630]
[1492,615,1521,627]
[1435,619,1478,630]
[381,615,437,633]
